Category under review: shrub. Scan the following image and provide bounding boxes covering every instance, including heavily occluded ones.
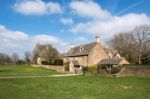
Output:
[42,61,49,65]
[41,59,63,66]
[54,59,63,66]
[82,65,97,74]
[98,65,122,74]
[88,66,97,74]
[82,66,88,74]
[110,66,121,74]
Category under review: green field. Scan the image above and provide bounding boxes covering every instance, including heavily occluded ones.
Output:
[0,65,150,99]
[0,65,63,77]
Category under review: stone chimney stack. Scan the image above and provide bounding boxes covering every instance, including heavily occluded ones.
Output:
[95,36,100,43]
[70,44,74,49]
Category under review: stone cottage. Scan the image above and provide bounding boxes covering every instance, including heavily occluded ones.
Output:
[63,36,129,73]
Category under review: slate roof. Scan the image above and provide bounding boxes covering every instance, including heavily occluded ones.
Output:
[67,42,98,57]
[99,58,124,65]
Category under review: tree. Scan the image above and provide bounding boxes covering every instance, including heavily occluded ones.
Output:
[0,53,12,65]
[33,43,59,64]
[33,43,41,63]
[24,51,32,64]
[107,25,150,64]
[108,32,136,63]
[11,53,19,64]
[133,25,150,64]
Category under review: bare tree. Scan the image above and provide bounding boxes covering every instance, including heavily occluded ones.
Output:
[107,25,150,64]
[108,32,135,62]
[0,53,12,65]
[11,53,19,64]
[33,43,59,64]
[133,25,150,64]
[24,51,32,64]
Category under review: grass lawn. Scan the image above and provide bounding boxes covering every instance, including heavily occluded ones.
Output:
[0,65,150,99]
[0,65,63,76]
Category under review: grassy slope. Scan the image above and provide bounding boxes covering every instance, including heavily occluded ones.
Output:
[0,76,149,99]
[0,65,62,76]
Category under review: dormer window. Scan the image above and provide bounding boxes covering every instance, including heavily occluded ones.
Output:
[80,47,84,52]
[116,54,120,58]
[108,53,112,59]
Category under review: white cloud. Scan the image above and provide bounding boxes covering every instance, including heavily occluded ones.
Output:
[0,24,69,57]
[0,25,29,41]
[70,13,150,39]
[32,34,69,53]
[60,18,73,25]
[69,0,111,19]
[33,35,60,44]
[13,0,62,15]
[69,0,150,41]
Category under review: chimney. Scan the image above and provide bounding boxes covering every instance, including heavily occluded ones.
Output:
[95,36,100,43]
[70,44,74,49]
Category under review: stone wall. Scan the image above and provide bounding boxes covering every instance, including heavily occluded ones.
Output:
[32,64,64,72]
[118,65,150,77]
[88,44,107,66]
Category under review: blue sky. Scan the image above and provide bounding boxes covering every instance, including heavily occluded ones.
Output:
[0,0,150,57]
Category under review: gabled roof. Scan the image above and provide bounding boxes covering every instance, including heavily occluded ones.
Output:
[67,42,98,57]
[104,48,119,56]
[99,58,124,65]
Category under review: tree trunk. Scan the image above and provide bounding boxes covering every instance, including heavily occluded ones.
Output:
[138,45,142,64]
[138,53,141,64]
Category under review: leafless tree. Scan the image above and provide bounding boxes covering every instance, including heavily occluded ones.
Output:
[11,53,19,64]
[108,32,136,62]
[33,43,59,64]
[24,51,32,64]
[107,25,150,64]
[133,25,150,64]
[0,53,11,65]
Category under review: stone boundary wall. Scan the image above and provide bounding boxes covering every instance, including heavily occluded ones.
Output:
[32,64,64,72]
[118,65,150,77]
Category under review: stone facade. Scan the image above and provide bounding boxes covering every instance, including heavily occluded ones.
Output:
[63,36,129,73]
[88,43,107,66]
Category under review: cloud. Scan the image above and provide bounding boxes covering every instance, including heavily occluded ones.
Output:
[69,0,111,19]
[0,24,69,57]
[0,25,29,46]
[60,18,73,25]
[69,0,150,40]
[68,0,150,40]
[13,0,63,15]
[33,35,60,44]
[70,13,150,37]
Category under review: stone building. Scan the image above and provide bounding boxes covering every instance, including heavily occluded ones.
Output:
[63,36,129,73]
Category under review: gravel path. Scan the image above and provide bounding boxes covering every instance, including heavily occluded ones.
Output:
[0,73,83,79]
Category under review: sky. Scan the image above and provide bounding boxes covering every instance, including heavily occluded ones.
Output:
[0,0,150,57]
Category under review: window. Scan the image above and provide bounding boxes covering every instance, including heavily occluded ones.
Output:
[80,47,84,52]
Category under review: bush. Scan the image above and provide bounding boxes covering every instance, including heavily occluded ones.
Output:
[41,59,63,66]
[88,66,97,74]
[83,65,97,74]
[54,59,63,66]
[82,66,88,74]
[110,66,121,74]
[98,65,122,74]
[41,61,49,65]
